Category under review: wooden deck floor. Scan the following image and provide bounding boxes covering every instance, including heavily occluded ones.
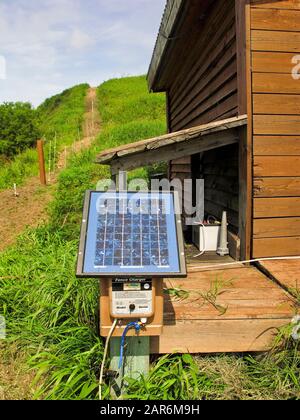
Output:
[258,260,300,295]
[150,263,298,354]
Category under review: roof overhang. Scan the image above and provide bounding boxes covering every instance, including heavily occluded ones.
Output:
[147,0,185,92]
[147,0,213,92]
[96,115,248,175]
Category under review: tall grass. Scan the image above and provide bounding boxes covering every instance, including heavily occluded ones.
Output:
[37,84,89,147]
[0,148,38,190]
[0,76,299,400]
[0,229,101,400]
[0,84,89,192]
[0,76,167,400]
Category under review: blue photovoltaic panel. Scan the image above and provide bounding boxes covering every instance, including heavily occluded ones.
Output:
[82,192,181,276]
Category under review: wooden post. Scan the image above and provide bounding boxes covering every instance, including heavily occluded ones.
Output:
[37,140,47,186]
[116,171,127,192]
[109,337,150,399]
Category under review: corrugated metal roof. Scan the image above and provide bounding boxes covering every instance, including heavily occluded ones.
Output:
[147,0,185,91]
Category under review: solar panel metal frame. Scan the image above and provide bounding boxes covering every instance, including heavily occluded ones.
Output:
[76,190,187,278]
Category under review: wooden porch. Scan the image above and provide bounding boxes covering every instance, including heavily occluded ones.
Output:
[258,260,300,296]
[150,252,298,354]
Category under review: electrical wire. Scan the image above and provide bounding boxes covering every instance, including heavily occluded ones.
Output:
[193,223,206,258]
[99,318,118,401]
[189,256,300,272]
[119,322,142,370]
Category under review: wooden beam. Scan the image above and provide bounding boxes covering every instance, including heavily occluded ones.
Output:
[235,0,247,115]
[254,177,300,198]
[228,230,241,261]
[254,115,300,136]
[254,218,300,239]
[252,52,298,74]
[150,318,292,354]
[251,29,300,53]
[239,2,252,262]
[110,129,239,175]
[254,136,300,156]
[254,197,300,218]
[251,7,300,32]
[253,94,300,115]
[97,115,247,165]
[253,237,300,259]
[254,156,300,177]
[110,337,150,398]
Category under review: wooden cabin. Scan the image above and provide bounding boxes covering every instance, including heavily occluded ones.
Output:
[99,0,300,262]
[97,0,300,353]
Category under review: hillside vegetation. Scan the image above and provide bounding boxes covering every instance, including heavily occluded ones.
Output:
[37,84,89,146]
[0,102,40,158]
[0,76,299,400]
[0,84,88,191]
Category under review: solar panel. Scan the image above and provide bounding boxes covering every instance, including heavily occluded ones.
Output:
[76,191,186,278]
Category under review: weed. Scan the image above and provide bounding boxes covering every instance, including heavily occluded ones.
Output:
[125,354,223,400]
[196,276,234,316]
[165,276,234,315]
[164,285,190,302]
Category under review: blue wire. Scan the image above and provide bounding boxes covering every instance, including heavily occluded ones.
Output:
[119,322,142,369]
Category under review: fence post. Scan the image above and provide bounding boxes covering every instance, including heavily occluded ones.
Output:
[37,140,47,186]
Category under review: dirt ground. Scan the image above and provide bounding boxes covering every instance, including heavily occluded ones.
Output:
[0,87,101,400]
[0,179,52,252]
[0,344,36,400]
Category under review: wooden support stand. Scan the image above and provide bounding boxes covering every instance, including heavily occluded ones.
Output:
[109,337,150,399]
[99,278,163,398]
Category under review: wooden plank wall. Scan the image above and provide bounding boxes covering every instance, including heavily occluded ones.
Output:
[202,146,239,232]
[167,0,239,230]
[251,0,300,258]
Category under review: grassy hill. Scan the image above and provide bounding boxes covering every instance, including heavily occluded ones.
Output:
[37,84,89,146]
[0,84,89,191]
[0,76,299,400]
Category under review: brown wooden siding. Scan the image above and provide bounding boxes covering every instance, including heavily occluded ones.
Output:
[168,0,237,132]
[251,0,300,258]
[167,0,239,230]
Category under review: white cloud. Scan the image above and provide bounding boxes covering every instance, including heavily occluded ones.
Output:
[0,0,166,106]
[70,29,94,50]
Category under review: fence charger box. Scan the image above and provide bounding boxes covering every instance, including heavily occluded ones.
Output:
[192,224,221,252]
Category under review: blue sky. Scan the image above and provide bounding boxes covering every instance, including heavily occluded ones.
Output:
[0,0,165,106]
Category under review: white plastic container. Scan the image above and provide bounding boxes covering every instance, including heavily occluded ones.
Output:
[192,224,221,252]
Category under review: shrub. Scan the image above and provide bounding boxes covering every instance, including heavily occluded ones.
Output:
[0,102,40,157]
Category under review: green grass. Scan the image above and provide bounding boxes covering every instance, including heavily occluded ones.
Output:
[0,76,299,400]
[0,84,89,192]
[94,76,167,182]
[37,84,89,147]
[0,148,39,190]
[0,75,167,400]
